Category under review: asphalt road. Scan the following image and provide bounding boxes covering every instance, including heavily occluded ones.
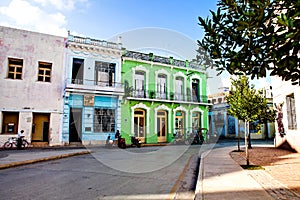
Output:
[0,145,212,200]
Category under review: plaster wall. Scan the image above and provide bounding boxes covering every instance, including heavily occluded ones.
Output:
[272,76,300,152]
[0,26,65,145]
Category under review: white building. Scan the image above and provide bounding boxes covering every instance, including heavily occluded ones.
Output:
[272,77,300,152]
[62,33,124,145]
[0,26,65,146]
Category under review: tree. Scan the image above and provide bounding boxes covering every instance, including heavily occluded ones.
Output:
[197,0,300,85]
[226,76,276,165]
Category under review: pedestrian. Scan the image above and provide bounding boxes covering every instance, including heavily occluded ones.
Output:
[115,130,120,139]
[17,130,24,150]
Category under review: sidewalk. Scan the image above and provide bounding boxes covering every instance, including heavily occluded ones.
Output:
[195,146,300,200]
[0,147,91,170]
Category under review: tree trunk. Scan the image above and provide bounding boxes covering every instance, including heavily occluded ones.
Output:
[264,120,268,140]
[238,119,240,151]
[248,129,252,149]
[245,120,250,166]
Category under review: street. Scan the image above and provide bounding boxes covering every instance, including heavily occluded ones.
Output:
[0,144,214,200]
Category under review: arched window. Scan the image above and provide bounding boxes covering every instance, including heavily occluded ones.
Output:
[157,74,167,99]
[134,71,145,98]
[192,79,200,102]
[175,77,184,101]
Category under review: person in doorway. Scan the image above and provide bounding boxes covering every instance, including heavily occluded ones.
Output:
[17,130,24,150]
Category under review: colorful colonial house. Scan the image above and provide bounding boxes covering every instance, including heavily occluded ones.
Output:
[121,51,210,144]
[0,26,65,146]
[62,33,124,145]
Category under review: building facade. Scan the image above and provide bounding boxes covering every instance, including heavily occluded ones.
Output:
[62,33,124,145]
[272,77,300,152]
[121,51,210,144]
[208,86,275,140]
[0,26,65,146]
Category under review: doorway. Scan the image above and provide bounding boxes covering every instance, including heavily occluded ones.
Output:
[32,113,50,142]
[157,110,167,142]
[175,111,185,137]
[69,108,82,142]
[134,109,146,142]
[72,58,84,84]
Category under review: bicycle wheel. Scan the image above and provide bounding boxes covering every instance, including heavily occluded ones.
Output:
[3,142,12,149]
[22,140,29,149]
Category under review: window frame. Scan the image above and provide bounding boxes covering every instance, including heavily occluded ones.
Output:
[7,58,23,80]
[286,93,297,130]
[157,74,167,99]
[94,108,115,133]
[37,61,52,82]
[95,61,116,86]
[1,111,19,134]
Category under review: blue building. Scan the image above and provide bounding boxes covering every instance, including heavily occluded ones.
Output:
[62,33,124,145]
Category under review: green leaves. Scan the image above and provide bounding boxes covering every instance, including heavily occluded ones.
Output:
[197,0,300,85]
[226,76,276,123]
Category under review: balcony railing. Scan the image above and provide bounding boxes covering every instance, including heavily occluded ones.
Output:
[68,34,122,50]
[123,51,206,71]
[68,78,123,88]
[125,89,208,103]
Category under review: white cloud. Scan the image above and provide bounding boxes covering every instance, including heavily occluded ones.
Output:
[0,0,41,25]
[0,0,69,36]
[33,0,88,11]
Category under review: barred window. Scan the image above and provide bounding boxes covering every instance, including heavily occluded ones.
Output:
[286,94,297,130]
[94,109,115,133]
[38,62,52,82]
[8,58,23,79]
[95,61,115,86]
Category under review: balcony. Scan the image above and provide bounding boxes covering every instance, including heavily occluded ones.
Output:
[65,78,124,95]
[124,89,208,104]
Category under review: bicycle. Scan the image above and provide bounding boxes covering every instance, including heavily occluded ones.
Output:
[3,136,29,150]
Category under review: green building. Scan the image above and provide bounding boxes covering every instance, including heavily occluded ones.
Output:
[120,51,210,144]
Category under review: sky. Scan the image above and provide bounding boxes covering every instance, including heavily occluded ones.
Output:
[0,0,270,93]
[0,0,217,41]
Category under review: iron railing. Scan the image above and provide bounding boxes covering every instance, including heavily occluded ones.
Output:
[123,51,206,71]
[125,88,208,103]
[69,78,123,88]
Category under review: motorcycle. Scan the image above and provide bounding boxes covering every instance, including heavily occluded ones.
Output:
[107,135,126,149]
[185,131,203,145]
[131,136,141,148]
[117,135,126,149]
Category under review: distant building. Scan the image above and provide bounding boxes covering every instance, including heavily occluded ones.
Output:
[208,86,275,139]
[62,33,124,145]
[208,88,235,138]
[121,51,210,144]
[0,26,65,146]
[272,77,300,152]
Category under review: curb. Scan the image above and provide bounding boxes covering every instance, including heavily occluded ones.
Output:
[194,150,210,200]
[0,150,91,170]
